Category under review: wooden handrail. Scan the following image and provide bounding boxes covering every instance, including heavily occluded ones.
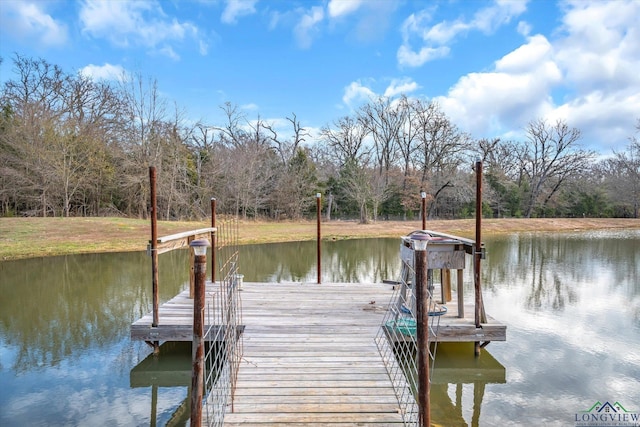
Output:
[156,227,216,244]
[148,227,216,256]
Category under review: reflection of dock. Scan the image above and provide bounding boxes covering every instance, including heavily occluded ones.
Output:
[431,343,506,426]
[432,342,506,384]
[130,342,191,388]
[130,342,192,427]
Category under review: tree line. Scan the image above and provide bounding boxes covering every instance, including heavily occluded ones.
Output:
[1,54,639,221]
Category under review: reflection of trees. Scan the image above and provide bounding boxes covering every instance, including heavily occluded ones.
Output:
[0,251,190,372]
[239,238,402,283]
[484,232,640,312]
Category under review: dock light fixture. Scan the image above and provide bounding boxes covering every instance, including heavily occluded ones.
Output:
[316,192,321,198]
[190,239,210,256]
[412,233,430,251]
[420,191,426,199]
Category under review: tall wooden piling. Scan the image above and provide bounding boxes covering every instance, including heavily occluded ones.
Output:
[211,198,216,283]
[316,193,322,284]
[414,237,431,427]
[421,190,427,230]
[149,167,160,354]
[474,158,486,356]
[190,247,207,427]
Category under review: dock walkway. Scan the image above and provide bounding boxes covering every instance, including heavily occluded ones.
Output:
[223,282,404,426]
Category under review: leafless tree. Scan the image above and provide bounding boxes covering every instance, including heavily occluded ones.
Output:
[319,115,370,166]
[359,96,404,184]
[603,119,640,217]
[264,113,310,165]
[414,101,470,218]
[518,119,594,218]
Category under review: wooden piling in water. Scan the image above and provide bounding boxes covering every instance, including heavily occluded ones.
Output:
[316,192,322,284]
[210,198,216,284]
[149,166,160,354]
[474,158,487,356]
[414,238,431,427]
[190,250,206,427]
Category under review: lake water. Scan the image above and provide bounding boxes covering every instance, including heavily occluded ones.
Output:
[0,230,639,426]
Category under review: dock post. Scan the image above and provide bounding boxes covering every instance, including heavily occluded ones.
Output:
[421,190,426,230]
[316,192,322,284]
[189,239,209,427]
[149,166,159,355]
[211,198,216,284]
[413,234,431,427]
[474,158,485,356]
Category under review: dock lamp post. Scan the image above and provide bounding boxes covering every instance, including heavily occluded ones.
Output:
[420,191,427,230]
[190,239,210,427]
[412,233,431,427]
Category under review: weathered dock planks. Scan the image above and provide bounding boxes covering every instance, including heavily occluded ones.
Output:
[129,281,507,425]
[222,282,405,426]
[130,282,506,344]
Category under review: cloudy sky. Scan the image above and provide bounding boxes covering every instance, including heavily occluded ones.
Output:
[1,0,638,154]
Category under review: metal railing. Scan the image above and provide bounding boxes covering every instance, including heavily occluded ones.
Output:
[198,217,243,427]
[375,237,443,426]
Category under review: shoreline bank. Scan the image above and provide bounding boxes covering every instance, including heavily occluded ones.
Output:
[2,217,639,260]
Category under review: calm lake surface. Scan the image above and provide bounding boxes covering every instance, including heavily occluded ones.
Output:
[1,230,639,426]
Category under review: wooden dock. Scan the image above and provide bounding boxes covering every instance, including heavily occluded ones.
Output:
[224,282,404,426]
[130,282,506,345]
[130,281,506,425]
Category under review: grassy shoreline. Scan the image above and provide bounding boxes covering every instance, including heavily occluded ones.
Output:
[1,217,639,261]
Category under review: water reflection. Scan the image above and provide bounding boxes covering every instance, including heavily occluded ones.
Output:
[0,251,190,373]
[240,238,402,283]
[130,342,191,427]
[484,230,640,314]
[1,231,639,426]
[406,342,506,427]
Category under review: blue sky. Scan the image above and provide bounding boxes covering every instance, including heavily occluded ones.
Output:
[1,0,639,154]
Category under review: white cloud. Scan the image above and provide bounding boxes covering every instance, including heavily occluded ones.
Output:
[432,1,640,152]
[327,0,364,18]
[398,0,527,67]
[80,63,127,81]
[342,81,376,109]
[397,45,449,67]
[435,34,561,138]
[79,0,204,59]
[383,78,420,98]
[495,34,554,74]
[554,0,640,93]
[221,0,258,24]
[293,6,324,49]
[547,0,640,150]
[0,1,68,47]
[517,20,531,36]
[471,0,527,34]
[199,40,209,55]
[241,103,259,111]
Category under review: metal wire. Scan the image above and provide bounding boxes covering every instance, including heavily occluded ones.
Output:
[375,240,442,426]
[201,217,242,427]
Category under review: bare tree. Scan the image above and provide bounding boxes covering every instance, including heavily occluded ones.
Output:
[414,101,470,218]
[519,119,594,218]
[319,115,370,166]
[359,96,404,184]
[603,119,640,217]
[264,113,310,165]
